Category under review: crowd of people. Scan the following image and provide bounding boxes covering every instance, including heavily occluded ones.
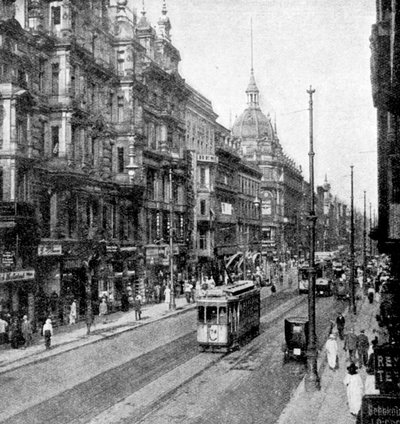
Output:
[324,259,393,420]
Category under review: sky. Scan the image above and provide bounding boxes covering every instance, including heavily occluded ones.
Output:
[130,0,377,213]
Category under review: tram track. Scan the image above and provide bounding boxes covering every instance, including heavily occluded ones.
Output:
[116,292,308,424]
[136,296,340,424]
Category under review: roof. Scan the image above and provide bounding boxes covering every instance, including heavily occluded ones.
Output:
[232,107,274,140]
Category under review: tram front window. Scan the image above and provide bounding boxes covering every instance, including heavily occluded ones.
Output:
[206,306,218,324]
[198,306,205,323]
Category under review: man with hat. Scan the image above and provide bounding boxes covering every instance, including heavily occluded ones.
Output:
[356,329,369,368]
[344,327,358,363]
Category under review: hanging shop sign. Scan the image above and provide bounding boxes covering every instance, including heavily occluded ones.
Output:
[38,243,63,256]
[2,251,14,266]
[374,345,400,394]
[0,269,35,284]
[360,394,400,423]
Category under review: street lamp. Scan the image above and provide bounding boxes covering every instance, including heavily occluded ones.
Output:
[305,85,320,391]
[350,165,356,314]
[168,152,179,311]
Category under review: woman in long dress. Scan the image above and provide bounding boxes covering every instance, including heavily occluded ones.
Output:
[325,333,338,370]
[343,363,364,416]
[164,286,171,304]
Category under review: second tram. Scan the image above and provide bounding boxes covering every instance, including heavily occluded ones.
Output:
[196,280,261,352]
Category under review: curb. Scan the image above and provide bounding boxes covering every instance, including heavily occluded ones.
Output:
[0,280,297,374]
[0,303,197,375]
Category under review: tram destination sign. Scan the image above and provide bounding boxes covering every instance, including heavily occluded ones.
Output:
[374,345,400,393]
[361,395,400,423]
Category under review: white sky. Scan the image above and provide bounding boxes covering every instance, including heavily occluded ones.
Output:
[132,0,377,213]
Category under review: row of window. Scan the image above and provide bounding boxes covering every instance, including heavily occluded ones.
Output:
[239,175,259,197]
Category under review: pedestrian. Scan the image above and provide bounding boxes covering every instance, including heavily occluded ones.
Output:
[325,333,339,370]
[42,318,53,350]
[343,362,364,417]
[21,315,33,349]
[184,281,193,303]
[154,285,161,304]
[344,328,358,363]
[368,338,378,361]
[0,315,7,345]
[336,312,346,340]
[121,292,129,312]
[9,317,19,349]
[134,295,142,320]
[69,299,77,325]
[191,282,196,303]
[164,285,171,305]
[271,283,276,294]
[99,298,108,324]
[356,329,369,368]
[368,284,375,304]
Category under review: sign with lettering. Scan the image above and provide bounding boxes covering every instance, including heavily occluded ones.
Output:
[0,270,35,284]
[2,252,14,266]
[374,345,400,393]
[197,154,218,163]
[38,244,62,256]
[361,395,400,423]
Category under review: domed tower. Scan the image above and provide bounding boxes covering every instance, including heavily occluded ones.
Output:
[231,25,278,161]
[231,69,276,159]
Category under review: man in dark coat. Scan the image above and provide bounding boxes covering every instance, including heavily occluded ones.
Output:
[336,312,346,340]
[356,330,369,367]
[344,327,358,362]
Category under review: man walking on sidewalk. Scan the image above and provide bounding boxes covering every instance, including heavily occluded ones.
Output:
[344,327,358,363]
[336,312,346,340]
[356,329,369,368]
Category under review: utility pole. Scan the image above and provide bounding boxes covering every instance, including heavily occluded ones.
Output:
[363,191,367,291]
[169,166,176,310]
[369,202,373,257]
[305,85,320,392]
[350,166,356,314]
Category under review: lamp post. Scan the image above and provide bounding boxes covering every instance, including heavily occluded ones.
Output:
[168,153,179,311]
[350,165,356,314]
[168,165,176,310]
[305,85,320,392]
[363,191,367,292]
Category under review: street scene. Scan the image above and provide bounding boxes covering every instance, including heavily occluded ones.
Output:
[0,0,399,423]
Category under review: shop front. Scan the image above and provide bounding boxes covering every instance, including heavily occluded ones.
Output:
[0,269,36,321]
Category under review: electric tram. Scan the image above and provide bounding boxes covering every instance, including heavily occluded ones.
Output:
[196,280,261,352]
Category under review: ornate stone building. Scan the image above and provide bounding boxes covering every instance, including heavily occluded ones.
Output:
[231,68,304,264]
[0,0,190,324]
[185,85,218,277]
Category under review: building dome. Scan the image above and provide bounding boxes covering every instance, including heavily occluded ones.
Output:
[232,107,274,140]
[232,69,275,140]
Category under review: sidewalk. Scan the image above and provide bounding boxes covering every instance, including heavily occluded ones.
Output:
[277,294,380,424]
[0,273,297,375]
[0,296,196,374]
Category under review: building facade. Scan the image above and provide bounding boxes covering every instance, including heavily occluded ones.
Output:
[185,85,218,278]
[231,68,304,265]
[370,0,400,278]
[0,0,190,325]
